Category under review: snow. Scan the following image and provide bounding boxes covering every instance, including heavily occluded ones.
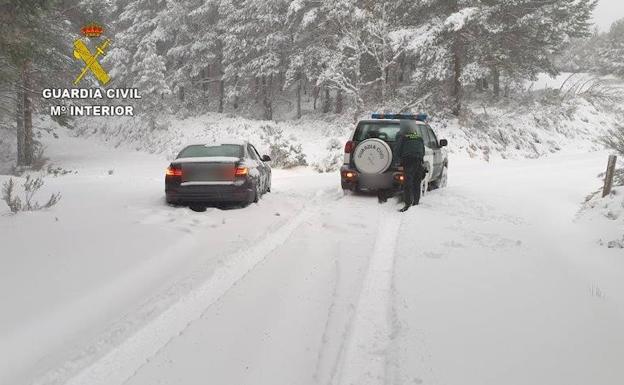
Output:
[2,124,624,385]
[528,72,577,90]
[0,130,316,385]
[66,89,619,171]
[337,212,401,385]
[71,113,352,170]
[208,138,249,146]
[389,152,624,385]
[578,184,624,248]
[444,7,479,32]
[172,156,241,163]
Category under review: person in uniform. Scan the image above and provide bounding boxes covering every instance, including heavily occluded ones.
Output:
[394,120,426,212]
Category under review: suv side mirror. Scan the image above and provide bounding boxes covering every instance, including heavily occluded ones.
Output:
[439,139,448,147]
[261,155,271,162]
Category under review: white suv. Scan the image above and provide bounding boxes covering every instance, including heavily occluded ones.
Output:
[340,113,448,192]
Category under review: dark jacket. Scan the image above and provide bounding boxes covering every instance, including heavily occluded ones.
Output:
[394,121,425,162]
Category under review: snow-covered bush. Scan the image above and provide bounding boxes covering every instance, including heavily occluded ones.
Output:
[602,123,624,158]
[579,186,624,248]
[2,176,61,214]
[260,125,307,168]
[313,138,343,173]
[30,143,49,171]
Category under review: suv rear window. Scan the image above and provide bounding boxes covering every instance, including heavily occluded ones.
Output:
[178,144,243,158]
[354,122,401,142]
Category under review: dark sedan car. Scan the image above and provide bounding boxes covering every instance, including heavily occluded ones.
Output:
[165,140,271,210]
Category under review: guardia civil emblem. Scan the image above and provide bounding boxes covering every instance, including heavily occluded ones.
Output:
[73,23,111,86]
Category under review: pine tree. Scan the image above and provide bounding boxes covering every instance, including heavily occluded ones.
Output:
[405,0,596,112]
[133,40,170,127]
[162,0,223,113]
[598,19,624,77]
[222,0,290,120]
[0,0,78,167]
[104,0,167,86]
[474,0,597,97]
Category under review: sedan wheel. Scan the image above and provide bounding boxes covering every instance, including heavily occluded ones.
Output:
[189,205,207,212]
[247,183,260,204]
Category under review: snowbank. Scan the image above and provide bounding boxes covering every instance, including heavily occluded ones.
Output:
[71,113,353,172]
[433,92,619,161]
[578,183,624,248]
[2,83,620,176]
[71,91,618,168]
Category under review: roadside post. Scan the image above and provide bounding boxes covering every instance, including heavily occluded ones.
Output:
[602,155,617,197]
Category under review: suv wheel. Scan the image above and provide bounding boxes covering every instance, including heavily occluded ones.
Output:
[429,165,448,190]
[439,165,448,188]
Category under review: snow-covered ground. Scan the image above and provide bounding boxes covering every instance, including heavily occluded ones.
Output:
[1,127,623,385]
[579,185,624,248]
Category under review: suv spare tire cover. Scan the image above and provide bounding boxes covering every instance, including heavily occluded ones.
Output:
[353,138,393,174]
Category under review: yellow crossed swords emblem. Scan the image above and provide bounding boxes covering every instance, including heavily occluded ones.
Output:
[73,38,111,86]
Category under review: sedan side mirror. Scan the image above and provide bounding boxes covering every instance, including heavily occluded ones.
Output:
[261,155,271,162]
[439,139,448,147]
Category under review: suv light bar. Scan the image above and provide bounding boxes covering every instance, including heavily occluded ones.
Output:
[371,113,428,121]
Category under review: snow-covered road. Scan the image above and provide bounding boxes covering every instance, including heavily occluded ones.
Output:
[1,132,623,385]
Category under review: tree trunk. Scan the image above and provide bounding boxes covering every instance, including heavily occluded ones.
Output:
[398,55,406,83]
[201,68,207,94]
[233,74,239,110]
[22,60,33,166]
[216,39,224,113]
[335,89,343,114]
[263,74,273,120]
[218,79,224,113]
[353,96,362,124]
[255,77,260,103]
[313,85,319,110]
[178,85,185,102]
[451,0,462,116]
[323,88,330,113]
[492,67,500,98]
[296,76,302,119]
[16,79,25,166]
[452,41,462,116]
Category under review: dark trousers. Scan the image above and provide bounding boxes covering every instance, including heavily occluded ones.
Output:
[402,156,424,206]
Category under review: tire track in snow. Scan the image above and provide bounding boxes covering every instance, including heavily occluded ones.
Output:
[58,203,316,385]
[336,207,403,385]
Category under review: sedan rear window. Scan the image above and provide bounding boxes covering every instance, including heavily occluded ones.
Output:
[178,144,243,158]
[354,123,401,142]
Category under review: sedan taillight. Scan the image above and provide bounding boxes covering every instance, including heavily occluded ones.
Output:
[235,166,248,176]
[166,165,182,177]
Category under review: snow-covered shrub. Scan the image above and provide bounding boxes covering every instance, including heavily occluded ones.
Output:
[2,179,21,213]
[46,165,75,177]
[313,138,343,173]
[602,123,624,158]
[30,143,49,171]
[174,106,191,120]
[1,176,61,214]
[260,124,307,168]
[615,169,624,187]
[579,186,624,248]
